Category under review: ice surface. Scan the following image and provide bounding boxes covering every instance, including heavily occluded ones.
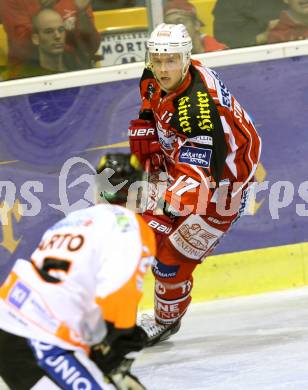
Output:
[1,288,308,389]
[133,288,308,390]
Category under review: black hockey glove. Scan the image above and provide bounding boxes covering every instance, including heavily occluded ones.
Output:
[105,357,146,390]
[90,324,147,373]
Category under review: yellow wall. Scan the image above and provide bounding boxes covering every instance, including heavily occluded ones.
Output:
[94,7,148,33]
[93,0,216,35]
[0,25,7,67]
[139,242,308,311]
[192,0,216,36]
[0,0,216,66]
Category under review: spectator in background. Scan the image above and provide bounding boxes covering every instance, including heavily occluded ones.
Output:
[268,0,308,43]
[0,0,100,74]
[213,0,288,48]
[164,0,227,53]
[3,9,87,80]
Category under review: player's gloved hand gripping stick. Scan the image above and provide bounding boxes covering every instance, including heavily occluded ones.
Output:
[128,119,164,171]
[90,324,148,390]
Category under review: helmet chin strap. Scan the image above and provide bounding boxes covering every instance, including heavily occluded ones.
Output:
[181,59,191,82]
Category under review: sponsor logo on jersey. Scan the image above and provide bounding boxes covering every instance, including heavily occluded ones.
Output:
[157,121,175,150]
[207,217,229,225]
[157,30,171,37]
[233,98,254,126]
[148,219,172,234]
[128,127,155,137]
[188,135,213,146]
[169,215,223,260]
[196,91,214,131]
[152,258,179,279]
[178,96,192,133]
[173,86,215,134]
[210,69,231,109]
[156,301,179,313]
[29,340,101,390]
[115,212,133,232]
[231,186,252,225]
[233,98,243,123]
[179,146,212,168]
[8,281,30,309]
[50,217,93,231]
[155,281,166,295]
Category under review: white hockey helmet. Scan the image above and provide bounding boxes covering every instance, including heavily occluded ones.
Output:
[147,23,192,55]
[146,23,192,84]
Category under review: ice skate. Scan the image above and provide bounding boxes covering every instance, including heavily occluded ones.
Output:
[139,314,181,346]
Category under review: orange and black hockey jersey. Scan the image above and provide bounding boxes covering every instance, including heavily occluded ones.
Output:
[0,204,156,352]
[138,59,262,215]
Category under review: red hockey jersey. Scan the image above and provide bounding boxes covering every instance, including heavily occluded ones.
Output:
[138,60,262,215]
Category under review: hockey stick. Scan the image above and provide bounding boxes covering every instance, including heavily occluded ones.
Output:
[142,158,151,212]
[144,158,151,181]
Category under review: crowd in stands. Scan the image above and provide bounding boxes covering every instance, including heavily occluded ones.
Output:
[267,0,308,43]
[164,0,227,52]
[0,0,100,80]
[1,0,308,80]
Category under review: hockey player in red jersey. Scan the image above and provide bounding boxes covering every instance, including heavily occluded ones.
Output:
[0,154,155,390]
[128,23,262,346]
